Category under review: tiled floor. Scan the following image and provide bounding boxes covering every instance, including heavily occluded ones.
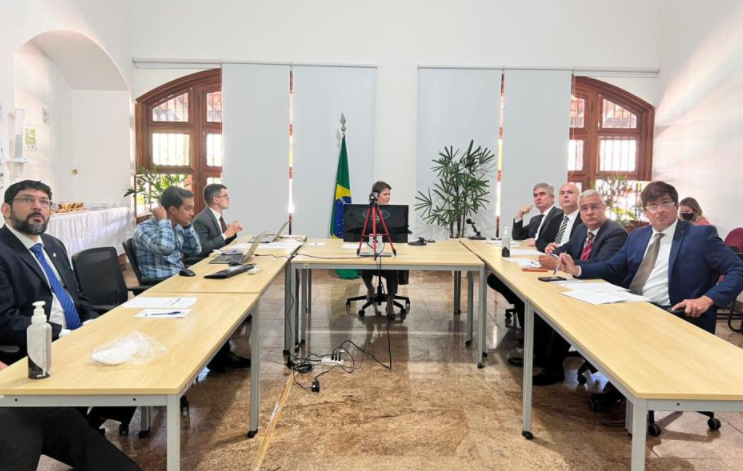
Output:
[39,269,743,471]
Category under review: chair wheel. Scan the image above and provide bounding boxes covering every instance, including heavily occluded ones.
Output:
[577,375,588,385]
[708,418,721,431]
[400,308,406,315]
[477,363,485,369]
[138,429,151,439]
[647,424,662,437]
[522,430,533,440]
[358,309,365,316]
[465,340,472,346]
[588,398,604,412]
[180,396,190,415]
[119,424,129,436]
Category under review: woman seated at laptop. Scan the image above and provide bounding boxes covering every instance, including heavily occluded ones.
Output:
[361,181,400,316]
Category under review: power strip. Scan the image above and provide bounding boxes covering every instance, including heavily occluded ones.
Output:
[320,358,344,367]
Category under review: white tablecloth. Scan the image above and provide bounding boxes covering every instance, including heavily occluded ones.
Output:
[46,207,134,260]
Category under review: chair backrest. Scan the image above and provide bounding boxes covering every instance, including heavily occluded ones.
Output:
[724,228,743,253]
[71,247,129,308]
[122,238,146,285]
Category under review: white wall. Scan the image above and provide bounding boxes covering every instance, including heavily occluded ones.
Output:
[655,0,743,239]
[131,0,661,208]
[13,42,73,200]
[71,90,132,204]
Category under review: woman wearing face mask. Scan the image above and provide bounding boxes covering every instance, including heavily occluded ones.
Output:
[678,197,711,226]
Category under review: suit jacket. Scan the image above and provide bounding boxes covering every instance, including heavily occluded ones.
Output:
[0,226,98,348]
[512,206,564,252]
[554,220,627,284]
[193,208,236,257]
[579,220,743,333]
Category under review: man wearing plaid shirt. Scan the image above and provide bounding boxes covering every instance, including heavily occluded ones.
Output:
[133,187,201,281]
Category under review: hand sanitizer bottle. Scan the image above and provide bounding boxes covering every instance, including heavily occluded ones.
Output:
[501,227,511,258]
[27,301,52,379]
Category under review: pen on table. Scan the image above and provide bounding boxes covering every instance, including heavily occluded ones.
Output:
[144,311,182,317]
[551,254,559,276]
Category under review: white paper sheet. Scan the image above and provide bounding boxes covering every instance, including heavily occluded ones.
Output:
[135,309,190,318]
[562,290,648,305]
[503,258,542,268]
[562,282,628,292]
[509,248,543,256]
[123,297,198,309]
[261,241,303,249]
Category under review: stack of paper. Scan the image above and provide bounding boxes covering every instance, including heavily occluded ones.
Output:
[123,297,198,309]
[503,258,542,268]
[262,240,302,249]
[560,283,648,305]
[509,248,542,256]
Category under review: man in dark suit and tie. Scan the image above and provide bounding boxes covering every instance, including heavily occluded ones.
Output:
[193,183,243,258]
[551,183,583,249]
[0,180,98,349]
[559,181,743,334]
[512,182,564,252]
[523,189,628,385]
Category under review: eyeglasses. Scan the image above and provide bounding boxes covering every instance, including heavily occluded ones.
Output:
[13,196,53,208]
[216,194,229,199]
[579,204,604,213]
[645,201,676,213]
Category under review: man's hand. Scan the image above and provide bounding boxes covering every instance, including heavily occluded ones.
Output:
[526,238,536,247]
[671,296,715,318]
[0,361,6,370]
[539,255,557,270]
[224,221,243,238]
[558,253,579,276]
[545,242,559,254]
[152,206,167,221]
[517,204,533,220]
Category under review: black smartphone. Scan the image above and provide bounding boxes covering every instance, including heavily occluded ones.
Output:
[538,276,566,282]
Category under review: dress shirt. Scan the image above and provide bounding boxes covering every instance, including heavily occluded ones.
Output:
[209,207,228,240]
[133,218,201,280]
[534,205,555,240]
[556,210,579,246]
[639,219,677,305]
[6,224,66,328]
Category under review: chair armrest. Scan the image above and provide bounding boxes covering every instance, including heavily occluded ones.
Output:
[91,304,117,315]
[126,286,150,295]
[0,344,20,354]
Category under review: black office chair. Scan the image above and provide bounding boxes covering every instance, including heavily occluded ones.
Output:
[72,247,149,315]
[0,345,22,366]
[723,251,743,332]
[346,271,411,320]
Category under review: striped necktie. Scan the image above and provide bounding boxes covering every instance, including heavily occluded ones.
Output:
[580,232,595,261]
[29,244,82,330]
[555,216,569,245]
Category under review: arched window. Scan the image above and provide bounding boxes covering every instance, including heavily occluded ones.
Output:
[568,77,654,189]
[135,69,222,213]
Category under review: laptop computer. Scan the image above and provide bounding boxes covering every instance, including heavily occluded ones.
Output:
[210,231,266,265]
[249,221,289,244]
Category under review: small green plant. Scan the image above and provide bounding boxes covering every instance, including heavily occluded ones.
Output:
[592,174,647,227]
[124,165,189,210]
[415,140,496,238]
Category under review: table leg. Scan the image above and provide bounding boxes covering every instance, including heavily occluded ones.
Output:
[300,269,308,345]
[478,267,487,367]
[453,271,462,315]
[466,271,474,345]
[140,406,151,436]
[521,301,534,440]
[308,270,312,313]
[630,399,648,471]
[284,262,292,355]
[248,300,261,438]
[166,395,181,471]
[294,269,300,348]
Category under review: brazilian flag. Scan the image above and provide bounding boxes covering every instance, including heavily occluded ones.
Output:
[330,136,359,279]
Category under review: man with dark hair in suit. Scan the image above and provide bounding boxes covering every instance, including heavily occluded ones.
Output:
[524,189,628,385]
[0,361,143,471]
[0,180,98,350]
[558,181,743,423]
[193,183,243,258]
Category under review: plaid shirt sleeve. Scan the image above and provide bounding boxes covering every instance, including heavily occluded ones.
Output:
[180,225,202,256]
[134,219,179,280]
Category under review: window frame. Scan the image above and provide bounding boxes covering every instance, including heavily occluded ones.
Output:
[568,77,654,189]
[135,69,222,214]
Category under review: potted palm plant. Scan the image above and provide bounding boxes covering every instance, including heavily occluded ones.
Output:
[124,165,190,221]
[415,140,495,238]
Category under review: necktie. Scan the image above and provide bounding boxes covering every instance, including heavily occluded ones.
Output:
[555,216,569,245]
[219,216,228,233]
[580,232,595,261]
[531,214,545,239]
[629,233,665,295]
[29,244,82,330]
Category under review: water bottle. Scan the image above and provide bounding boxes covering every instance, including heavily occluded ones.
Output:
[27,301,52,379]
[501,227,511,258]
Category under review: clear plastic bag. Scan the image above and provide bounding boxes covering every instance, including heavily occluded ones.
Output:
[90,331,167,366]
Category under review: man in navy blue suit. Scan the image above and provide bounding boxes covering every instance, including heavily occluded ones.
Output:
[559,181,743,334]
[512,190,628,384]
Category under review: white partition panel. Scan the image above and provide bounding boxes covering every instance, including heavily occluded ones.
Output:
[292,66,376,238]
[222,64,290,234]
[500,70,572,233]
[416,68,502,240]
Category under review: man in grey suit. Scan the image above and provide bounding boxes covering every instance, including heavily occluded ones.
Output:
[193,183,243,258]
[192,183,250,373]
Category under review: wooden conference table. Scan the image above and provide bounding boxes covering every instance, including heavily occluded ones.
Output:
[0,291,258,471]
[290,239,489,365]
[461,239,743,471]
